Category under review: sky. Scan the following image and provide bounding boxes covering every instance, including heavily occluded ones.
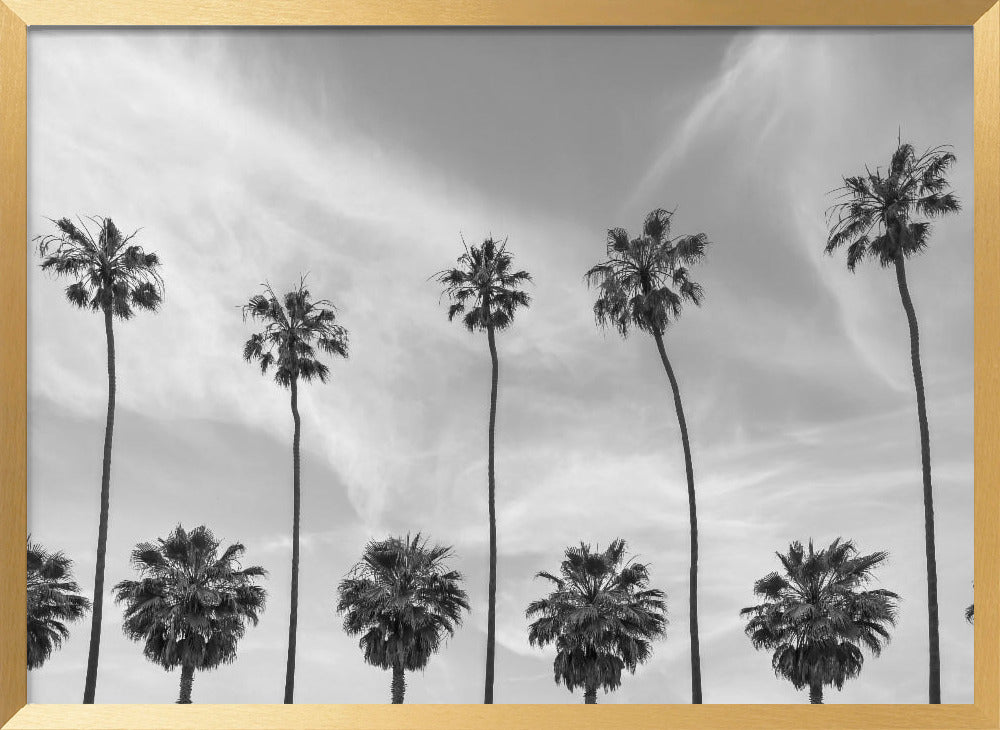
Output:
[26,28,973,704]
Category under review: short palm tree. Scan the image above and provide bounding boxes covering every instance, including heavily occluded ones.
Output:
[526,539,667,704]
[336,534,470,703]
[113,525,267,704]
[826,140,959,704]
[27,539,90,670]
[966,604,974,624]
[740,538,899,704]
[36,215,163,703]
[436,236,531,704]
[242,277,348,704]
[585,208,709,703]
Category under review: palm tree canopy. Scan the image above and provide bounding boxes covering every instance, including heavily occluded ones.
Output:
[740,538,899,692]
[435,236,532,332]
[36,216,164,318]
[826,140,961,271]
[336,534,470,672]
[27,539,90,670]
[585,208,708,338]
[242,277,350,388]
[526,539,667,695]
[113,525,267,671]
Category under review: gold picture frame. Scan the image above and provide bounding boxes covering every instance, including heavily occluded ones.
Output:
[1,1,997,727]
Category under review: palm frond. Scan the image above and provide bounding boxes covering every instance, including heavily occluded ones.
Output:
[36,216,164,320]
[336,534,470,673]
[241,277,349,390]
[586,208,710,337]
[435,236,532,334]
[826,139,960,270]
[740,537,898,699]
[112,525,267,672]
[26,539,90,670]
[526,539,667,697]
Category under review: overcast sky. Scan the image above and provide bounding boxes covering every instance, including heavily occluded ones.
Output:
[27,28,973,704]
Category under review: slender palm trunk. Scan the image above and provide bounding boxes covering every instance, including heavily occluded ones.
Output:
[584,684,598,704]
[391,662,406,704]
[484,323,499,704]
[82,305,115,704]
[894,254,940,704]
[652,330,702,704]
[809,682,823,705]
[177,665,195,704]
[284,375,302,704]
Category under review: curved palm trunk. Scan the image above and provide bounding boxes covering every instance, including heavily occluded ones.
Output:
[391,662,406,704]
[484,323,499,704]
[809,682,823,704]
[584,684,598,704]
[284,375,302,704]
[83,305,116,704]
[894,254,940,704]
[177,664,195,704]
[652,331,702,704]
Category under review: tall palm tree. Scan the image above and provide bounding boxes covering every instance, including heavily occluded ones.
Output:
[526,539,667,704]
[336,534,470,703]
[36,215,163,703]
[27,539,90,670]
[826,140,960,703]
[435,236,531,704]
[242,277,348,703]
[585,208,709,703]
[740,538,899,704]
[112,525,267,704]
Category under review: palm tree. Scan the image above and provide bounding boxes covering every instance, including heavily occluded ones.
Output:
[740,538,899,704]
[27,539,90,670]
[585,208,709,703]
[336,534,470,703]
[826,140,960,703]
[435,236,531,704]
[36,216,163,703]
[526,539,667,704]
[112,525,267,704]
[242,277,348,703]
[966,605,975,624]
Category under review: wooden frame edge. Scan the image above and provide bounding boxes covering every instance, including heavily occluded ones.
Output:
[974,2,1000,726]
[0,0,997,27]
[1,1,997,728]
[1,703,999,730]
[0,0,28,727]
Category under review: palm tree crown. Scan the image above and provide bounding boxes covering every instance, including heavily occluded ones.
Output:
[337,534,470,703]
[242,278,349,387]
[435,236,532,331]
[27,540,90,670]
[36,216,163,317]
[113,525,267,675]
[526,539,667,703]
[740,538,899,702]
[826,141,960,270]
[585,208,708,337]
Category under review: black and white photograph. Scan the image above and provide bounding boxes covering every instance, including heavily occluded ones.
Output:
[26,27,973,705]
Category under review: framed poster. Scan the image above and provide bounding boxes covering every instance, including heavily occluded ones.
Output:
[1,1,997,728]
